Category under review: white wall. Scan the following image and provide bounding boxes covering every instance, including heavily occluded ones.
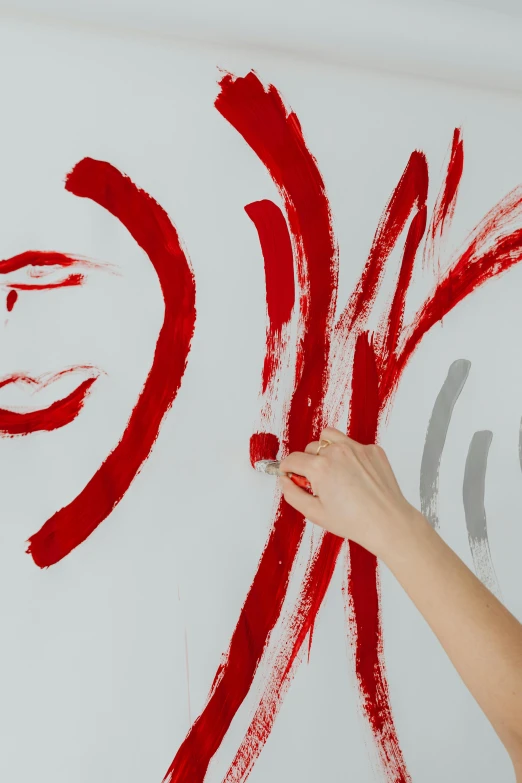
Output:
[0,10,520,783]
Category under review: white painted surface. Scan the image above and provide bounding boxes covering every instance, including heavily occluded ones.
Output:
[1,0,522,94]
[0,11,520,783]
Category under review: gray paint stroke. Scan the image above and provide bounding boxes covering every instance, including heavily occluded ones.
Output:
[420,359,471,529]
[463,431,502,599]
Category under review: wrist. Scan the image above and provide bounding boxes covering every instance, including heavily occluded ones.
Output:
[376,504,432,567]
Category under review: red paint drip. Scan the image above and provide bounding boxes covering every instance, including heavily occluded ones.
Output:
[249,432,279,466]
[245,200,295,393]
[0,377,96,436]
[6,290,17,311]
[163,70,338,783]
[26,157,196,567]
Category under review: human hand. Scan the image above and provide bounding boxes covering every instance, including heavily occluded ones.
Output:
[279,427,422,559]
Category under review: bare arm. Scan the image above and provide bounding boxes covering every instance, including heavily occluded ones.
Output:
[280,428,522,779]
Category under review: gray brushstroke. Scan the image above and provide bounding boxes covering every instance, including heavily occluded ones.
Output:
[420,359,471,529]
[463,431,502,599]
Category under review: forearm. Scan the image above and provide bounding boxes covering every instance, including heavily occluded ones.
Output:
[382,509,522,769]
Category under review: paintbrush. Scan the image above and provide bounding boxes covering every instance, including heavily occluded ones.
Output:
[254,459,313,493]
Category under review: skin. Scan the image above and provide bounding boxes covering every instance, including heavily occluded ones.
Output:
[280,427,522,781]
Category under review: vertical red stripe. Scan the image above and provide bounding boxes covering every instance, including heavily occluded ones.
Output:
[347,333,410,781]
[383,196,522,401]
[245,200,295,393]
[26,158,196,567]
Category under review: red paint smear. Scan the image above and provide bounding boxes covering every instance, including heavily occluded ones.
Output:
[163,70,337,783]
[381,202,428,360]
[26,157,196,567]
[249,432,279,466]
[383,186,522,401]
[7,273,85,290]
[6,290,17,311]
[245,200,295,394]
[226,174,424,780]
[423,128,464,271]
[0,251,82,274]
[336,151,428,341]
[0,377,96,436]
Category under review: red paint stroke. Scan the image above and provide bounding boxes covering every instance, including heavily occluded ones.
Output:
[0,376,96,436]
[346,333,409,779]
[0,250,82,274]
[7,273,85,289]
[379,158,428,361]
[249,432,279,466]
[336,151,428,344]
[423,128,464,271]
[228,164,427,781]
[225,532,344,781]
[163,70,338,783]
[26,157,196,567]
[383,184,522,401]
[6,290,17,311]
[245,200,295,394]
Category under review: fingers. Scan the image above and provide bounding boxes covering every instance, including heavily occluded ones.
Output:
[279,451,317,478]
[279,476,322,521]
[304,428,360,456]
[320,427,363,450]
[319,427,347,444]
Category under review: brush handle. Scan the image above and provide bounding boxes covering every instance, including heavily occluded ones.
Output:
[288,473,313,494]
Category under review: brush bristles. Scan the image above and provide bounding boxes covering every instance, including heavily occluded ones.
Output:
[254,459,283,476]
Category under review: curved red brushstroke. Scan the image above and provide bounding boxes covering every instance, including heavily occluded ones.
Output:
[423,128,464,270]
[26,157,196,568]
[0,377,96,436]
[245,200,295,393]
[249,432,279,466]
[163,70,338,783]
